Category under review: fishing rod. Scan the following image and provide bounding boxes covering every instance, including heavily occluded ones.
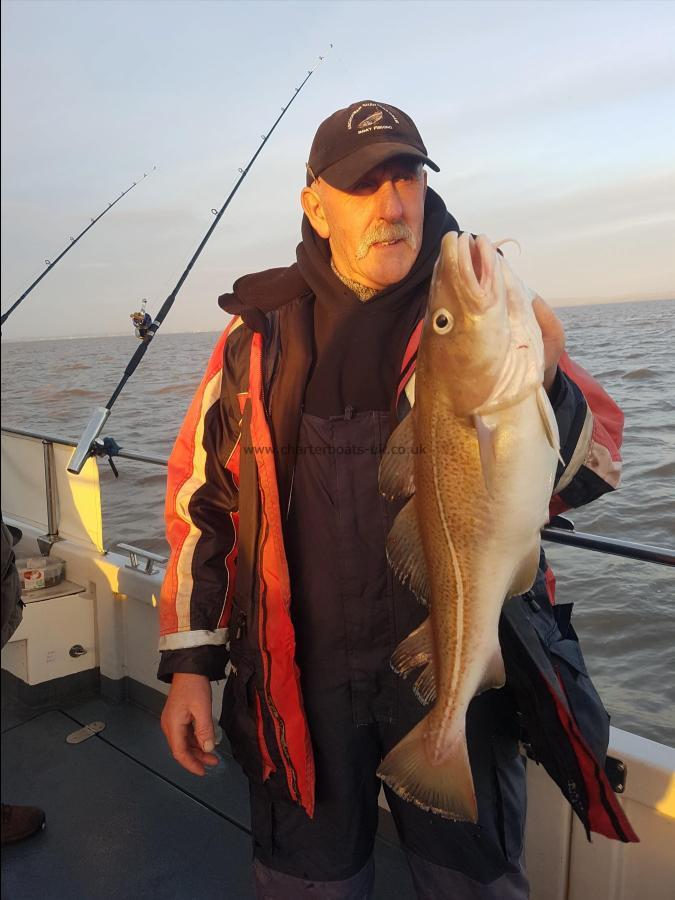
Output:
[68,48,332,476]
[1,170,156,327]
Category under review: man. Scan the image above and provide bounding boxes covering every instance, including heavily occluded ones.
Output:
[1,517,46,845]
[158,101,631,898]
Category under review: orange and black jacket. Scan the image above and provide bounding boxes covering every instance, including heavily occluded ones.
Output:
[158,203,636,842]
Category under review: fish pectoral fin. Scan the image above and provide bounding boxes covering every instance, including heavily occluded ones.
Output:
[378,719,478,822]
[413,662,437,706]
[476,646,506,695]
[473,414,498,495]
[508,543,541,597]
[386,497,430,605]
[391,619,433,676]
[537,385,564,465]
[379,413,417,500]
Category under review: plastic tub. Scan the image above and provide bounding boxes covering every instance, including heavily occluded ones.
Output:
[16,556,66,592]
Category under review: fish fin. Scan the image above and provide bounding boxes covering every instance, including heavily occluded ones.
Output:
[537,385,564,465]
[508,543,541,597]
[391,619,433,676]
[379,414,417,500]
[378,718,478,822]
[413,662,437,705]
[476,646,506,695]
[386,498,430,605]
[473,414,498,495]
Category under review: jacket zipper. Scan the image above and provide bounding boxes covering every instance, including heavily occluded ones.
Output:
[262,312,280,417]
[255,537,302,805]
[285,403,303,520]
[263,682,301,803]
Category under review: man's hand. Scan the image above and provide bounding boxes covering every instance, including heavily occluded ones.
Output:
[533,295,566,394]
[161,673,220,776]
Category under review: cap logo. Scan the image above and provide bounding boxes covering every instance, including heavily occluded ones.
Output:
[347,102,400,136]
[357,110,383,129]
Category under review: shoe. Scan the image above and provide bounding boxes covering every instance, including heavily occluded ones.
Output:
[1,803,46,844]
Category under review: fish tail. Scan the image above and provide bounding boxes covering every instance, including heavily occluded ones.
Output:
[377,717,477,822]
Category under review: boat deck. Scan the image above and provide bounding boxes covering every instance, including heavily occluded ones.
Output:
[2,687,416,898]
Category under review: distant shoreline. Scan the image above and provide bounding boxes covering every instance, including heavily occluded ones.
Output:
[1,296,673,343]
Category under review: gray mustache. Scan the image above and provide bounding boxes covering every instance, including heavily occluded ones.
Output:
[355,223,417,259]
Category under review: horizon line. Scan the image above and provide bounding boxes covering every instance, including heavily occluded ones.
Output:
[1,295,673,344]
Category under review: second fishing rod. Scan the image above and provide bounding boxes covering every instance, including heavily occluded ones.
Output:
[69,50,331,476]
[1,170,156,328]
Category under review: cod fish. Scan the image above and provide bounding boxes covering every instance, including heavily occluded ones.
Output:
[377,232,560,821]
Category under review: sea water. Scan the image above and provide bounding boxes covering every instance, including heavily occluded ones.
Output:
[2,298,674,746]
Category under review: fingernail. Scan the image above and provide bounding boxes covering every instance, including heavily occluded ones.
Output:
[202,739,215,753]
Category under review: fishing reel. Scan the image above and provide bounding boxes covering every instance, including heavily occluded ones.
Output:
[92,436,122,478]
[130,298,152,340]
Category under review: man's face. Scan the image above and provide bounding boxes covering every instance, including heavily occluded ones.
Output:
[302,156,427,290]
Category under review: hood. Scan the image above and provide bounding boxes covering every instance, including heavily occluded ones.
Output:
[218,264,311,333]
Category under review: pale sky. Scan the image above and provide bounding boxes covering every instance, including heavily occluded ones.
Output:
[1,0,674,340]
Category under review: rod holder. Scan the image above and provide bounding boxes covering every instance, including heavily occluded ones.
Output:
[67,406,110,475]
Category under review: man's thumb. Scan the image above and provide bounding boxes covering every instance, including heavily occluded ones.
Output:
[194,718,216,753]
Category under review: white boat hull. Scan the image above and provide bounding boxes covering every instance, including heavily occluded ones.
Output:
[2,430,673,898]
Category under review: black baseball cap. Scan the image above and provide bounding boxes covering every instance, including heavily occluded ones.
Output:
[306,100,440,190]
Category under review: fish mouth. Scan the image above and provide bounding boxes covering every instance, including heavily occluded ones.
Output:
[457,233,495,313]
[430,231,501,322]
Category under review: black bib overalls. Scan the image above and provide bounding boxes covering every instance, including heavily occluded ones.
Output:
[248,409,529,898]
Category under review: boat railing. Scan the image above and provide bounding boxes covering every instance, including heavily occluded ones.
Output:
[0,425,167,466]
[2,424,674,568]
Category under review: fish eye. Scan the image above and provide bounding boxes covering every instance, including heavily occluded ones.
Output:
[433,309,454,334]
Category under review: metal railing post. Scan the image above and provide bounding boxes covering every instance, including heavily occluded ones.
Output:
[39,439,61,553]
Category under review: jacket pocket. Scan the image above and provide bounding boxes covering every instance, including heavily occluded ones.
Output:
[220,659,260,780]
[528,593,610,766]
[220,619,276,784]
[549,634,587,675]
[548,627,610,766]
[492,734,527,866]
